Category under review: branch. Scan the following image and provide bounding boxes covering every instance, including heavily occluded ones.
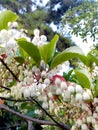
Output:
[0,97,70,129]
[0,104,70,130]
[0,104,69,130]
[0,58,20,82]
[30,97,70,130]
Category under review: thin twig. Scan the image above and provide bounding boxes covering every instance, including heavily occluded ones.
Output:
[30,97,70,130]
[0,97,31,102]
[0,85,10,91]
[0,58,20,82]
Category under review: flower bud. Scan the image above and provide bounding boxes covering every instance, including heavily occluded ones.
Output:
[60,81,67,90]
[68,85,75,93]
[42,102,48,109]
[23,88,30,98]
[75,93,82,101]
[34,29,40,36]
[83,91,90,100]
[81,124,88,130]
[75,85,83,93]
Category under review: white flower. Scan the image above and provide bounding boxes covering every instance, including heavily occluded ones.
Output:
[75,85,83,93]
[12,22,18,28]
[35,109,42,115]
[87,116,92,123]
[32,36,40,45]
[54,108,58,116]
[42,102,48,109]
[29,85,37,97]
[56,88,62,95]
[37,83,43,92]
[40,35,47,42]
[48,92,53,98]
[49,100,54,108]
[60,81,67,90]
[8,21,18,28]
[82,103,88,110]
[93,113,98,118]
[96,106,98,113]
[76,119,82,126]
[81,124,88,130]
[94,125,98,130]
[94,97,98,103]
[41,70,47,78]
[33,29,40,36]
[71,126,76,130]
[44,78,50,85]
[75,93,82,101]
[23,88,30,98]
[62,90,71,100]
[55,78,61,85]
[67,85,75,93]
[92,118,96,124]
[83,91,90,100]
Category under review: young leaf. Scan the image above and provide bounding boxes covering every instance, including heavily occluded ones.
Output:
[94,80,98,96]
[14,57,25,64]
[50,46,87,69]
[74,69,92,89]
[16,38,41,65]
[39,34,59,63]
[0,10,18,30]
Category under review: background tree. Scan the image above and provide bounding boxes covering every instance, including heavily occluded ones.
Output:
[0,0,84,51]
[46,0,85,25]
[62,0,98,42]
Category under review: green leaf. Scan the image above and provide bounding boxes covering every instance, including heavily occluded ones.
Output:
[63,69,73,81]
[39,35,59,63]
[26,110,35,117]
[0,10,18,30]
[14,56,25,64]
[16,38,41,65]
[74,69,92,89]
[50,46,87,69]
[20,102,28,109]
[94,80,98,96]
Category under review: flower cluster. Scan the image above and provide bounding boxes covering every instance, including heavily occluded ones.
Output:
[0,21,98,130]
[32,29,47,46]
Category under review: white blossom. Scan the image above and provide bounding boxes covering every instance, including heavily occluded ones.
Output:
[23,88,30,98]
[87,116,92,123]
[94,124,98,130]
[75,84,83,93]
[76,119,82,126]
[55,78,61,85]
[96,106,98,113]
[83,91,90,100]
[56,88,62,95]
[40,35,47,42]
[44,78,50,85]
[81,124,88,130]
[42,102,48,109]
[94,97,98,103]
[75,93,83,101]
[67,85,75,93]
[60,81,67,90]
[33,28,40,36]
